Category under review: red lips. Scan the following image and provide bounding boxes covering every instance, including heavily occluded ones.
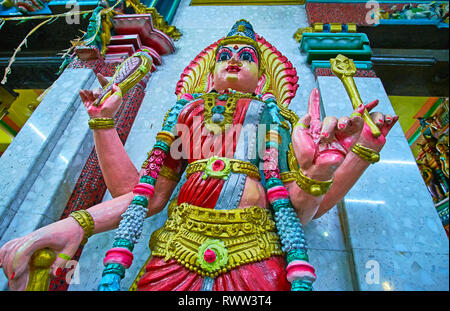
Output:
[226,65,241,72]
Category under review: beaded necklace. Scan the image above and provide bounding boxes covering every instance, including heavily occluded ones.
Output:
[262,96,316,291]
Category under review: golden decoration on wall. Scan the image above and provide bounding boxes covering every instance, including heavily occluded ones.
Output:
[293,22,357,43]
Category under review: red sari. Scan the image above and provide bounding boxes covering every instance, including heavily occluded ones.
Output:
[136,97,290,291]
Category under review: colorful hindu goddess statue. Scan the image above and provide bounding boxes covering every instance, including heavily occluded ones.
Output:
[0,20,398,291]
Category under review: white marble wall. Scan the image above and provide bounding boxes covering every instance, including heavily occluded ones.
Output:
[318,76,449,290]
[0,68,98,290]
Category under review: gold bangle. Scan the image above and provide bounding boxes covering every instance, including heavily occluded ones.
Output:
[351,143,380,164]
[159,165,181,182]
[156,130,176,146]
[295,168,333,196]
[69,210,95,245]
[88,118,115,130]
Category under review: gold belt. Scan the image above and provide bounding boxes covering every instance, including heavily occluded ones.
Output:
[185,156,261,181]
[149,201,283,278]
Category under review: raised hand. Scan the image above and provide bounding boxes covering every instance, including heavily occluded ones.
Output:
[356,99,399,152]
[291,88,365,181]
[79,73,122,119]
[0,218,84,291]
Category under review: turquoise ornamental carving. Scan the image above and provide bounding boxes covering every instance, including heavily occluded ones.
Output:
[300,32,372,63]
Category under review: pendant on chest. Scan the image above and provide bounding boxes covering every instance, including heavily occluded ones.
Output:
[203,93,237,135]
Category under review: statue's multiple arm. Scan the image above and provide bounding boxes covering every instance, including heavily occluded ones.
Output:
[79,74,140,196]
[286,89,398,225]
[315,101,398,218]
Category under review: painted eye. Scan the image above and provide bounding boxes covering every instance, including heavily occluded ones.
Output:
[217,51,231,61]
[240,51,255,62]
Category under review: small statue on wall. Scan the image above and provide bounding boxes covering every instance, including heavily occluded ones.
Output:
[417,141,448,202]
[436,135,449,180]
[0,20,399,291]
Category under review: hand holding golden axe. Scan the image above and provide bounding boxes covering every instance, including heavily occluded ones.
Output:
[330,54,381,138]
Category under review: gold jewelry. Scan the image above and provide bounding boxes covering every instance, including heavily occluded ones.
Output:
[158,165,181,182]
[202,92,260,134]
[351,143,380,164]
[88,117,115,130]
[26,249,56,291]
[155,130,175,146]
[296,168,333,196]
[185,157,261,181]
[281,143,333,196]
[69,210,95,245]
[149,202,283,278]
[350,112,362,118]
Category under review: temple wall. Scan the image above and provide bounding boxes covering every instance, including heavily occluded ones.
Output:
[0,68,98,290]
[318,76,449,290]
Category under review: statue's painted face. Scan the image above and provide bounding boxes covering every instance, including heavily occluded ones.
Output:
[212,44,260,93]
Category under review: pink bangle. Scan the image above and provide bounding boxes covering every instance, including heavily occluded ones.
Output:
[133,183,155,198]
[267,186,289,203]
[286,260,317,283]
[103,247,134,268]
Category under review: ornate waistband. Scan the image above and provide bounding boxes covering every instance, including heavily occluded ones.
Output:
[149,201,283,278]
[185,156,261,181]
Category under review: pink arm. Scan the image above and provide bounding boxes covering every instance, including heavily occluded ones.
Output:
[314,152,369,218]
[80,82,139,197]
[285,181,324,226]
[0,174,177,290]
[93,128,139,197]
[315,103,399,218]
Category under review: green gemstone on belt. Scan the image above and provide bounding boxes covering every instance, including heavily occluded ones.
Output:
[203,156,232,180]
[197,239,228,273]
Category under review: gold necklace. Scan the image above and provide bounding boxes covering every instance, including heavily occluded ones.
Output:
[202,91,260,134]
